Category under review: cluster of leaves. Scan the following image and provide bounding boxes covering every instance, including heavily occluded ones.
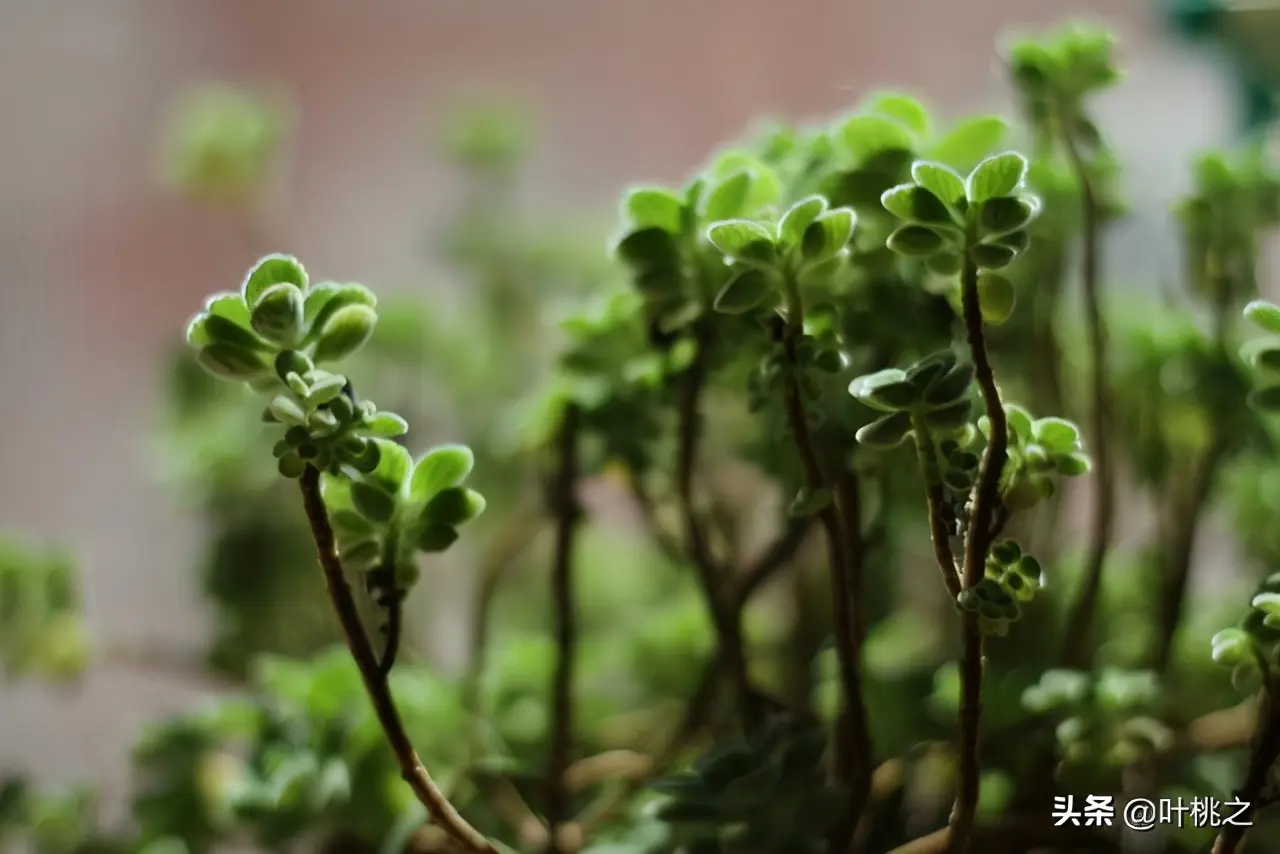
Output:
[648,717,838,854]
[16,19,1280,854]
[1211,572,1280,687]
[1021,668,1171,777]
[957,539,1044,636]
[1179,147,1280,308]
[324,442,486,588]
[183,252,486,615]
[0,538,88,682]
[981,404,1090,512]
[160,84,286,207]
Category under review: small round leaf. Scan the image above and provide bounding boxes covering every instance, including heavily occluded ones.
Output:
[313,304,378,364]
[409,444,475,503]
[351,481,396,524]
[242,253,308,309]
[966,152,1029,203]
[1245,300,1280,334]
[713,268,774,315]
[976,272,1016,325]
[855,411,912,447]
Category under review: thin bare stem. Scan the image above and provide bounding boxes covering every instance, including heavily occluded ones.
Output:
[949,256,1008,854]
[675,327,757,729]
[1059,125,1116,670]
[545,404,584,853]
[774,310,872,854]
[297,466,496,854]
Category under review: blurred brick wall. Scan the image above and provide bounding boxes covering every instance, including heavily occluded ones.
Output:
[0,0,1240,803]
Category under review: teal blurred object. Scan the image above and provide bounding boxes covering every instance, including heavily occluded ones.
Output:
[1163,0,1280,132]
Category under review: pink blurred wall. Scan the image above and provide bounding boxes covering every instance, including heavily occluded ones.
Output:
[0,0,1240,804]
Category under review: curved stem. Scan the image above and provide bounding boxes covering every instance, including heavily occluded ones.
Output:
[1059,124,1116,670]
[912,417,962,599]
[297,466,496,854]
[545,404,584,853]
[1212,669,1280,854]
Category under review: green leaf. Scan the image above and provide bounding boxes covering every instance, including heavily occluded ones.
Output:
[706,219,776,264]
[836,115,916,163]
[886,224,946,256]
[800,208,856,260]
[330,509,373,538]
[978,196,1039,235]
[313,304,378,363]
[199,313,269,351]
[1248,386,1280,411]
[341,539,381,570]
[788,486,833,518]
[855,411,912,447]
[993,229,1030,253]
[927,253,962,276]
[848,368,910,411]
[923,363,974,405]
[351,481,396,523]
[1008,42,1059,91]
[304,373,347,407]
[277,453,306,479]
[1211,628,1252,667]
[702,171,753,221]
[777,195,828,246]
[880,184,953,224]
[242,253,307,309]
[1245,300,1280,333]
[924,399,972,431]
[409,444,475,503]
[927,116,1008,172]
[304,283,377,335]
[1056,453,1091,476]
[864,92,930,135]
[368,438,413,493]
[905,351,956,391]
[364,412,409,438]
[268,394,307,425]
[624,187,685,233]
[976,272,1016,325]
[911,162,968,207]
[203,291,252,326]
[421,487,487,527]
[197,344,271,380]
[416,523,459,553]
[250,282,305,345]
[1006,404,1034,441]
[969,242,1017,270]
[713,268,774,315]
[1033,417,1079,453]
[614,227,680,273]
[966,152,1029,203]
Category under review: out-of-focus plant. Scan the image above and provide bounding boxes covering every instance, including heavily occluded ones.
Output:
[13,18,1280,854]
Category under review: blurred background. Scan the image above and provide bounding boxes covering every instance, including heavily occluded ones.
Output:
[0,0,1269,833]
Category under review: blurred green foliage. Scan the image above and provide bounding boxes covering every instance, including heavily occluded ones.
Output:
[6,19,1280,854]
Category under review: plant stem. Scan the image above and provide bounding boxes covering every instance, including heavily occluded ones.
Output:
[1059,125,1116,670]
[775,307,872,853]
[912,418,962,599]
[1212,669,1280,854]
[675,327,757,730]
[1151,438,1228,673]
[951,256,1008,854]
[296,466,496,854]
[545,404,584,854]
